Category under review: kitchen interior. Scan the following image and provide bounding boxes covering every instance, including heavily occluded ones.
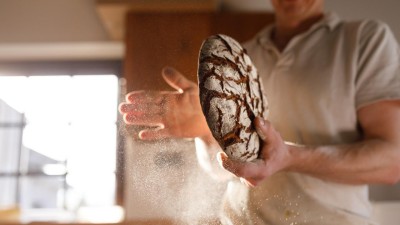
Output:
[0,0,399,225]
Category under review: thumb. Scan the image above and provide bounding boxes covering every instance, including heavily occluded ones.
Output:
[162,67,195,92]
[139,127,171,140]
[254,116,269,141]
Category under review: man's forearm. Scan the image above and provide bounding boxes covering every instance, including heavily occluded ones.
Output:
[288,138,400,185]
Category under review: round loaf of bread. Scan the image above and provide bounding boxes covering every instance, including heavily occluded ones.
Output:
[197,34,268,162]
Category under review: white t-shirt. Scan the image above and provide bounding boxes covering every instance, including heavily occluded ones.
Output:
[220,13,400,225]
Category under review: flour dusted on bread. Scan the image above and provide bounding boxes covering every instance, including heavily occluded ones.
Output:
[198,34,268,162]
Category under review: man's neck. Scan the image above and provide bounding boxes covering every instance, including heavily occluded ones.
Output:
[272,13,324,51]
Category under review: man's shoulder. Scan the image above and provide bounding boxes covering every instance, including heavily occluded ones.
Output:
[340,18,391,35]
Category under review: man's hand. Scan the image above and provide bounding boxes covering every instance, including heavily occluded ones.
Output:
[119,67,211,140]
[218,100,400,186]
[217,117,293,187]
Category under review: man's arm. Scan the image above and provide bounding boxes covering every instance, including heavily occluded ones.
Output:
[219,100,400,186]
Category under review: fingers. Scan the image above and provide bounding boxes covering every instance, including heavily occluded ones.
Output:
[119,67,195,140]
[119,102,163,115]
[123,112,164,126]
[120,98,165,125]
[217,152,266,182]
[162,67,196,92]
[254,116,270,141]
[119,91,175,123]
[139,128,171,140]
[124,90,168,105]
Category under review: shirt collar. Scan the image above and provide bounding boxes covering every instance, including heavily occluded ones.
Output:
[319,12,341,30]
[257,12,341,48]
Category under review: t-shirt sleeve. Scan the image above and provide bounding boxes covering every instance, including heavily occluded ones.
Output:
[355,20,400,109]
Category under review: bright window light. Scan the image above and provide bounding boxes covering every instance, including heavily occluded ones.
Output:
[0,74,119,214]
[0,76,28,113]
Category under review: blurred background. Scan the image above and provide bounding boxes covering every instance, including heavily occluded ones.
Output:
[0,0,399,225]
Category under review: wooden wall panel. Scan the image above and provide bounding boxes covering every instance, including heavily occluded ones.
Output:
[210,12,274,44]
[124,12,274,92]
[124,12,211,91]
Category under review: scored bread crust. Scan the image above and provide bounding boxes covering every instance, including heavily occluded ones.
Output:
[197,34,268,162]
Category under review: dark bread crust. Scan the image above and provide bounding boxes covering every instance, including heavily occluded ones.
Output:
[198,34,268,162]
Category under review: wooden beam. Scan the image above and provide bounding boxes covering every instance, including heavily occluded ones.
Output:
[96,0,219,41]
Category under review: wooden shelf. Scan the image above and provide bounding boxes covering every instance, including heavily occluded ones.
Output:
[96,0,219,41]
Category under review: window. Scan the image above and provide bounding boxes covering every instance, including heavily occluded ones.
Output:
[0,61,124,223]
